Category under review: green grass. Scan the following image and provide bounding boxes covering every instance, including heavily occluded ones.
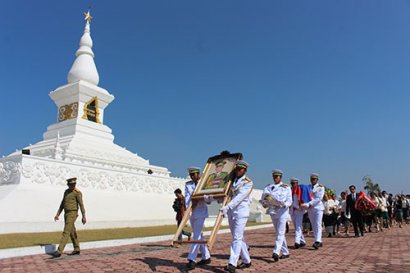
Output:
[0,221,268,249]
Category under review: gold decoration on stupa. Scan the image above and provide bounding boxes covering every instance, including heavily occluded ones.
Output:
[84,10,93,23]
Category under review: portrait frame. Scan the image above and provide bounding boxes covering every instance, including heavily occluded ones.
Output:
[172,151,243,250]
[191,152,243,199]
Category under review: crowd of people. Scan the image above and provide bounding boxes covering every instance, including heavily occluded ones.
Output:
[319,188,409,238]
[172,160,409,273]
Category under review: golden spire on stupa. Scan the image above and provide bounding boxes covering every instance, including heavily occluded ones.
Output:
[84,10,93,23]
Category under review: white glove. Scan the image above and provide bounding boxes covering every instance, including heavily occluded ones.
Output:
[203,195,214,204]
[259,200,268,208]
[271,198,282,208]
[301,203,310,209]
[219,205,229,217]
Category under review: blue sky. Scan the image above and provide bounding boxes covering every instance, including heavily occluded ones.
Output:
[1,0,409,194]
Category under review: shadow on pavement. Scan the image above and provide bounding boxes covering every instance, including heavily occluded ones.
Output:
[249,255,274,264]
[132,257,229,273]
[201,253,230,260]
[248,245,272,249]
[132,257,187,272]
[140,244,171,248]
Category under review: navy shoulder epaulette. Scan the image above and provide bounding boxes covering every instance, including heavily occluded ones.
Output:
[280,184,289,187]
[245,177,252,182]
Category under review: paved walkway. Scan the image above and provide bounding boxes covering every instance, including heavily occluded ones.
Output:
[1,225,409,273]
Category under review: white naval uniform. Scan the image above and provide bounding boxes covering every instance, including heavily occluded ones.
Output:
[262,181,292,256]
[225,175,253,266]
[185,180,210,262]
[289,190,306,245]
[307,183,325,243]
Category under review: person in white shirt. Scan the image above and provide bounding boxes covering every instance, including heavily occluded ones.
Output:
[379,192,390,229]
[289,178,306,249]
[301,173,325,249]
[332,194,341,235]
[323,194,336,237]
[184,167,211,271]
[220,160,253,273]
[261,169,292,261]
[370,191,382,232]
[339,191,350,236]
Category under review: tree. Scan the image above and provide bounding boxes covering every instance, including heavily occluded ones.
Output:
[362,175,381,195]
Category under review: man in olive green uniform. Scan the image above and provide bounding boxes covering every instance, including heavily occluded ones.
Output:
[52,177,86,257]
[204,160,229,190]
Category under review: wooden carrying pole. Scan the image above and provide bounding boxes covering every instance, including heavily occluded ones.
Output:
[171,162,211,246]
[171,203,192,246]
[207,195,231,250]
[171,152,242,248]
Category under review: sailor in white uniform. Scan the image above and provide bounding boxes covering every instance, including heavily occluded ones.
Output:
[220,160,253,273]
[261,169,292,262]
[302,173,325,250]
[185,167,211,271]
[289,178,306,249]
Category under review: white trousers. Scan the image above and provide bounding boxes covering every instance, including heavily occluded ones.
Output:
[308,208,323,243]
[228,216,251,266]
[187,217,210,262]
[290,209,305,244]
[271,216,289,255]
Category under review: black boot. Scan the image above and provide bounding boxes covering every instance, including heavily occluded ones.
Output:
[224,263,236,273]
[237,262,252,269]
[197,258,211,265]
[294,243,300,249]
[186,260,196,271]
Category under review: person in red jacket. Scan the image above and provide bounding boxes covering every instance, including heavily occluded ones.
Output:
[173,188,191,244]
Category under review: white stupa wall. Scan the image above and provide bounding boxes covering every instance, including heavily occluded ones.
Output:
[0,154,185,234]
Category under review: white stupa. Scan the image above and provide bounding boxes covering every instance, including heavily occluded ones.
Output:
[0,12,185,233]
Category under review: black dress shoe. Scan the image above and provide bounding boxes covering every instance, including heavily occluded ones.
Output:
[272,253,279,261]
[294,243,300,249]
[360,233,364,237]
[224,263,236,273]
[186,260,196,271]
[51,251,61,258]
[197,258,211,265]
[299,242,306,248]
[313,242,320,249]
[280,254,290,259]
[237,262,251,269]
[318,242,323,247]
[68,250,80,256]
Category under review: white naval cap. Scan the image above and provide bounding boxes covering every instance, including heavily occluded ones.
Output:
[272,169,283,176]
[290,177,299,182]
[187,167,201,174]
[310,173,320,179]
[235,160,249,169]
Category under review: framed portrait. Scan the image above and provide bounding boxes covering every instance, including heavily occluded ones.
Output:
[172,151,244,249]
[192,152,243,197]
